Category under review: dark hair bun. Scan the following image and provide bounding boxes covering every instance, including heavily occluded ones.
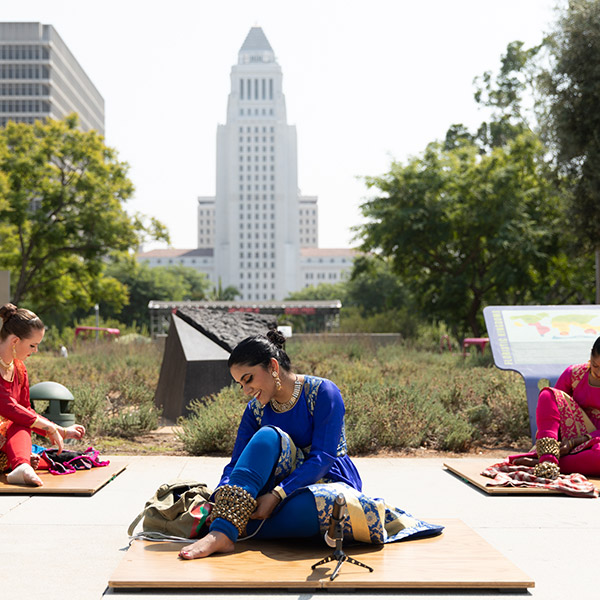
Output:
[266,329,286,349]
[0,303,17,323]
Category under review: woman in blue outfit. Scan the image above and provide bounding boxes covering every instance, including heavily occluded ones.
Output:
[180,330,441,560]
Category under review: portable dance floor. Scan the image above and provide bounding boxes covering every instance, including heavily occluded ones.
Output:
[444,458,600,495]
[0,458,127,495]
[109,519,533,591]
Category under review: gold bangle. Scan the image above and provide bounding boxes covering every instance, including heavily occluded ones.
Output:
[272,485,286,501]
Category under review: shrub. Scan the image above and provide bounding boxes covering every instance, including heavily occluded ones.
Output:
[177,385,246,454]
[28,340,163,439]
[177,337,530,456]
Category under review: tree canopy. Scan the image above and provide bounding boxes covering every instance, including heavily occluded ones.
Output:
[355,133,576,336]
[0,116,168,317]
[542,0,600,300]
[104,259,213,327]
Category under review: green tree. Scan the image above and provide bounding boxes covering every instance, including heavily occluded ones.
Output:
[345,255,409,316]
[0,116,168,316]
[285,281,347,302]
[209,277,240,301]
[164,264,213,301]
[472,40,544,150]
[105,259,212,327]
[542,0,600,302]
[356,133,572,336]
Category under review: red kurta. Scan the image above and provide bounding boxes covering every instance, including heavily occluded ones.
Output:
[0,360,39,469]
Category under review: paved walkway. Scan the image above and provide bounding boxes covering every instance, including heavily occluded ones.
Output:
[1,455,597,600]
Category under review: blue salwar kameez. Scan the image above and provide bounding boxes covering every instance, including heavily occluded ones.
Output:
[210,375,442,544]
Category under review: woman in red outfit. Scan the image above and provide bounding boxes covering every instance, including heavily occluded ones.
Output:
[0,303,85,486]
[514,336,600,479]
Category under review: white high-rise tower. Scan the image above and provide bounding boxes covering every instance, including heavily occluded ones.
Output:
[213,27,301,301]
[140,27,356,297]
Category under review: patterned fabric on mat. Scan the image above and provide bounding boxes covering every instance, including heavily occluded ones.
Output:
[308,481,444,544]
[481,459,598,498]
[272,428,444,543]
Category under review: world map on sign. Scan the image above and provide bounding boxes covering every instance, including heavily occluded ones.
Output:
[506,311,600,342]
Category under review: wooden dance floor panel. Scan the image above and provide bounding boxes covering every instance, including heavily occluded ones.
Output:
[444,458,600,495]
[109,519,533,591]
[0,458,128,495]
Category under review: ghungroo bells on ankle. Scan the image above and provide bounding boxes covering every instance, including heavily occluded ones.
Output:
[534,437,560,479]
[534,461,560,479]
[535,437,560,458]
[212,484,257,536]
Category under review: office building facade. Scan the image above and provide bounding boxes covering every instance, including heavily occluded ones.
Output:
[0,22,104,133]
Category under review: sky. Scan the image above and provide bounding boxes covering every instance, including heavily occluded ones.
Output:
[3,0,565,250]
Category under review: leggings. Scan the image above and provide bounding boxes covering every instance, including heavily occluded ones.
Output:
[3,422,33,470]
[536,388,600,476]
[210,426,320,542]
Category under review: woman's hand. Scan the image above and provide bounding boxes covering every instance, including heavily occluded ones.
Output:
[46,427,64,454]
[250,492,280,520]
[63,424,86,440]
[560,434,591,455]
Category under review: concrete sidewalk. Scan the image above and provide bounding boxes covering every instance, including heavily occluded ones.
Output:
[1,455,597,600]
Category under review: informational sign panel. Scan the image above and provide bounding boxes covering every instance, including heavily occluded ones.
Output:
[483,305,600,439]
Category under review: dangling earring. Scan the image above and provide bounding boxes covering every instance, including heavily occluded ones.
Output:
[272,371,282,391]
[12,344,17,359]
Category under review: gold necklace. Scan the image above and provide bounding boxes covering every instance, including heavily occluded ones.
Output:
[270,377,302,413]
[0,355,14,369]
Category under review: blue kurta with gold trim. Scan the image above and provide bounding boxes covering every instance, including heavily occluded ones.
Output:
[217,375,362,497]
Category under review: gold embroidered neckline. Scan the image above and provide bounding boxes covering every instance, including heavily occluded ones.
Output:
[270,377,302,413]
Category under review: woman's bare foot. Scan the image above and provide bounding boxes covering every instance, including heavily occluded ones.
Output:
[179,531,234,560]
[6,463,43,486]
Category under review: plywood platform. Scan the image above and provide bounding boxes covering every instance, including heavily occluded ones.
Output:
[444,458,600,495]
[0,457,127,495]
[109,519,533,590]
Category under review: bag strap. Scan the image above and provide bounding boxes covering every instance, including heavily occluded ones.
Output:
[129,531,196,543]
[127,509,146,536]
[129,520,267,544]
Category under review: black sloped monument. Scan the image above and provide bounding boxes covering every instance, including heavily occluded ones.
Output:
[154,307,277,422]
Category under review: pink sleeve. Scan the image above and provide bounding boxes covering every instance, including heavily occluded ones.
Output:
[554,365,573,394]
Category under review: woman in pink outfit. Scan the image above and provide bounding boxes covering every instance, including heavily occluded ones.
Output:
[515,336,600,479]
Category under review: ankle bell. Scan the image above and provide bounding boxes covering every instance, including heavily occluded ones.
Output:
[212,484,257,536]
[534,437,560,479]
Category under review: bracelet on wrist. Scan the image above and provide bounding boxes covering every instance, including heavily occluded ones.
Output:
[271,486,286,502]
